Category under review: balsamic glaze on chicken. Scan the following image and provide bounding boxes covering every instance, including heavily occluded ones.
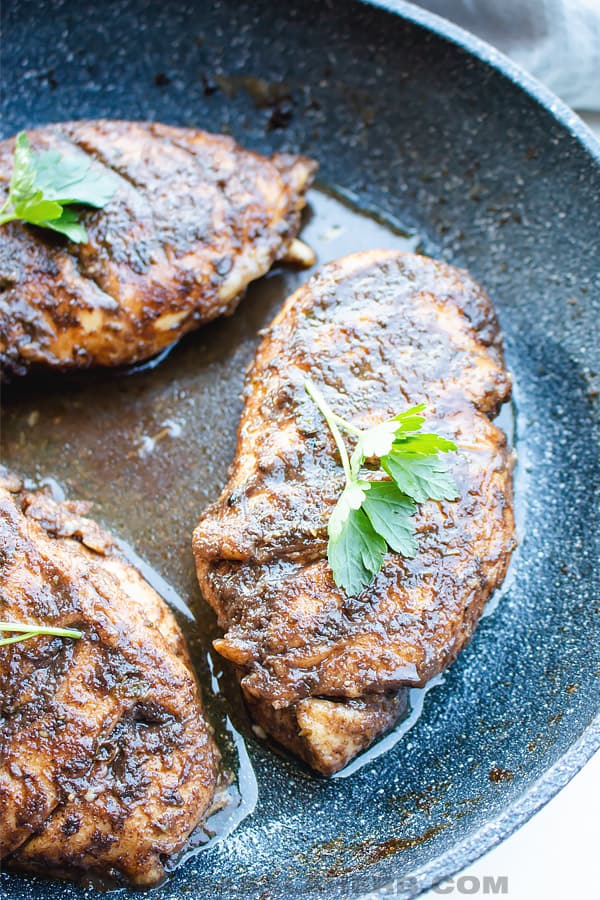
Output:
[193,250,516,775]
[0,120,316,375]
[0,471,220,887]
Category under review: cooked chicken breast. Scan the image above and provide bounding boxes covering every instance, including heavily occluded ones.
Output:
[0,120,316,375]
[193,250,516,775]
[0,470,220,887]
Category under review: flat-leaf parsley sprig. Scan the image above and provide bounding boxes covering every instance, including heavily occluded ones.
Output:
[0,132,117,243]
[304,378,459,596]
[0,621,83,648]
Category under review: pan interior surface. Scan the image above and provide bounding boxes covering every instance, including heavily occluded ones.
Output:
[1,1,599,897]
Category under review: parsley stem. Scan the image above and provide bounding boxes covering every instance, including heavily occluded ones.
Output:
[328,412,363,438]
[304,378,352,481]
[0,631,45,647]
[0,622,83,648]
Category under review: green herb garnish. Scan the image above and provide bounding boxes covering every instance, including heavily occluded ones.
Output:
[0,131,117,243]
[304,378,459,596]
[0,621,83,647]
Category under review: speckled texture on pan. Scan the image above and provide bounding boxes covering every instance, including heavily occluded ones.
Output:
[1,0,599,898]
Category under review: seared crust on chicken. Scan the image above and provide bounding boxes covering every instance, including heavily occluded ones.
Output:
[0,471,220,887]
[193,250,516,775]
[0,120,316,375]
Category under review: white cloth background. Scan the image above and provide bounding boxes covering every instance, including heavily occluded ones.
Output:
[414,0,600,110]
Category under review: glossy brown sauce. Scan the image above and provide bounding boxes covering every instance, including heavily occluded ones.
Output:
[0,188,518,860]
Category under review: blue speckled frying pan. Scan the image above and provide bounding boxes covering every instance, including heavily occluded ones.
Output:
[1,1,599,897]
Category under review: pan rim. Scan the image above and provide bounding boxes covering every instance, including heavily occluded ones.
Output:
[355,2,600,896]
[365,0,600,164]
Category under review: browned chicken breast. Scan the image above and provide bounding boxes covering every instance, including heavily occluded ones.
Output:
[0,470,220,887]
[0,120,316,375]
[193,250,516,775]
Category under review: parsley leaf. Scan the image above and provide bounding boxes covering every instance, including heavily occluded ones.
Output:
[0,132,117,243]
[43,207,89,242]
[329,481,369,541]
[361,481,417,556]
[392,433,457,455]
[328,506,386,596]
[382,451,459,504]
[9,132,37,204]
[350,403,428,472]
[34,148,117,207]
[304,378,459,597]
